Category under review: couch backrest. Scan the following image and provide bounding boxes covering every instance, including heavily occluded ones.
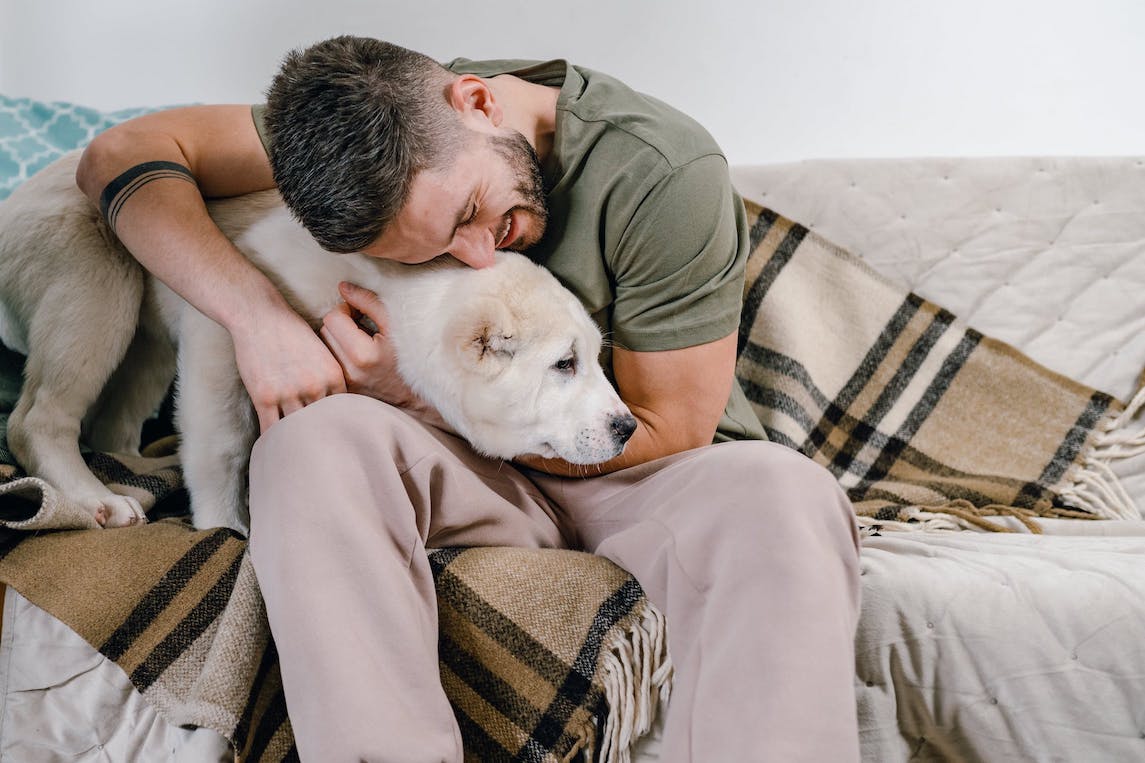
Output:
[733,157,1145,403]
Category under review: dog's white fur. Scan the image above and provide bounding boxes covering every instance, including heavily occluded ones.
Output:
[0,151,635,534]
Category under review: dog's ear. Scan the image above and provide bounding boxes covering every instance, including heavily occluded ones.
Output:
[450,297,518,373]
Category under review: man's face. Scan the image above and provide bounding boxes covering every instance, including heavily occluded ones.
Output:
[361,129,549,268]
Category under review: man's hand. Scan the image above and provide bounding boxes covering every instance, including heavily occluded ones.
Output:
[319,282,447,427]
[231,306,348,433]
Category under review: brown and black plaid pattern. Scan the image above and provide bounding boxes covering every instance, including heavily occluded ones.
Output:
[736,202,1125,530]
[0,366,664,763]
[0,511,658,762]
[432,546,654,761]
[0,520,297,760]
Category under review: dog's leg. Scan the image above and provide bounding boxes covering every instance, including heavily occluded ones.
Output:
[7,274,149,528]
[175,312,258,535]
[83,317,177,455]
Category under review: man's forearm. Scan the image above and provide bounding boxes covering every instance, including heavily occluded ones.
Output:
[515,406,710,477]
[76,126,290,332]
[74,115,352,430]
[99,177,289,331]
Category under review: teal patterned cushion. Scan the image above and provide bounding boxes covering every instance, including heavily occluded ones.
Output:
[0,95,161,200]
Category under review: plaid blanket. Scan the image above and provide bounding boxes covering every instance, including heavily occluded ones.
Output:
[0,354,669,761]
[736,202,1145,532]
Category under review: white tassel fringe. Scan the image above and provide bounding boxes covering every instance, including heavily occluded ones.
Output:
[584,600,674,763]
[1058,384,1145,521]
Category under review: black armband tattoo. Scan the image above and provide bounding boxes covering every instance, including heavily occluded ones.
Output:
[98,161,198,232]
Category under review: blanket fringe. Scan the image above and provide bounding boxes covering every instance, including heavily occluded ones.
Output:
[856,499,1106,535]
[859,503,1043,534]
[1058,384,1145,521]
[583,599,674,763]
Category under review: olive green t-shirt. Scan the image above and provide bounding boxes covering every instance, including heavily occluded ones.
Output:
[251,58,764,442]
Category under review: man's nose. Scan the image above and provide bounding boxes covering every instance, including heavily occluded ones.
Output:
[449,225,497,267]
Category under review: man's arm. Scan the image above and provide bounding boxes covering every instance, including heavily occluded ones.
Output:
[75,105,347,431]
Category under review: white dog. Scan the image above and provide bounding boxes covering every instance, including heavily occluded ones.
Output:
[0,151,636,534]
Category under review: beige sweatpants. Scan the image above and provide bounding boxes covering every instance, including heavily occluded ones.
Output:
[247,394,861,762]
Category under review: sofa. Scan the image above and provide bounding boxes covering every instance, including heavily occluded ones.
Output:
[2,95,1144,761]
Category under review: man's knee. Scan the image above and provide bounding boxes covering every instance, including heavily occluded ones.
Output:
[252,393,402,461]
[668,442,860,613]
[703,440,848,511]
[247,394,410,528]
[246,395,449,493]
[667,441,859,562]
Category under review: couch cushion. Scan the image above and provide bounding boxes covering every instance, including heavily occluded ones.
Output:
[856,526,1145,761]
[0,94,159,201]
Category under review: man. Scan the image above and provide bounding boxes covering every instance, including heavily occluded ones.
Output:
[76,37,861,762]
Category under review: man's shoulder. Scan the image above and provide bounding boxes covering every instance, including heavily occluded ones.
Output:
[250,104,270,156]
[444,57,567,87]
[559,67,723,175]
[447,57,723,171]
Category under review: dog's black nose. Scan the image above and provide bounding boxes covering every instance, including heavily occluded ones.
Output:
[610,413,638,444]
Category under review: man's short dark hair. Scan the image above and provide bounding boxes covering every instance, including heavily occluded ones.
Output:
[263,36,466,253]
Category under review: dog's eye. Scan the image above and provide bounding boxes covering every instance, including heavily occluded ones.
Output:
[553,355,576,374]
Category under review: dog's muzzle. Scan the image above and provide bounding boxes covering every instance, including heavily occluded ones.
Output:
[610,412,638,445]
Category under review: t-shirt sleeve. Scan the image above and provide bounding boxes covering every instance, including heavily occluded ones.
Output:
[250,104,271,156]
[608,154,748,352]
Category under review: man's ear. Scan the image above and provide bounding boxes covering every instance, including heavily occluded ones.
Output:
[447,75,503,128]
[449,297,517,374]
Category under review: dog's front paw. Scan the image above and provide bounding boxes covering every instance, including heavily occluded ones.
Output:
[79,493,147,528]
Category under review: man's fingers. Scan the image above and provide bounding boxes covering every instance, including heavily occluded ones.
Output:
[231,307,351,436]
[255,403,280,435]
[326,372,349,397]
[320,309,375,370]
[321,304,364,345]
[279,398,306,418]
[338,282,389,330]
[328,299,355,319]
[251,372,346,434]
[318,323,346,363]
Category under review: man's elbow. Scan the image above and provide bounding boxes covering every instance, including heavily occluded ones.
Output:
[75,125,176,203]
[75,129,124,201]
[675,425,719,454]
[637,410,719,458]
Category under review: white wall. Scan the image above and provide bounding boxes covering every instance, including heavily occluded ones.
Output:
[1,0,1142,165]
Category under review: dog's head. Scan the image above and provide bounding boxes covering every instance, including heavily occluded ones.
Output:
[424,254,636,465]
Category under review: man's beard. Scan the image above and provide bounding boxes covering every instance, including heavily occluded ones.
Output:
[489,131,550,249]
